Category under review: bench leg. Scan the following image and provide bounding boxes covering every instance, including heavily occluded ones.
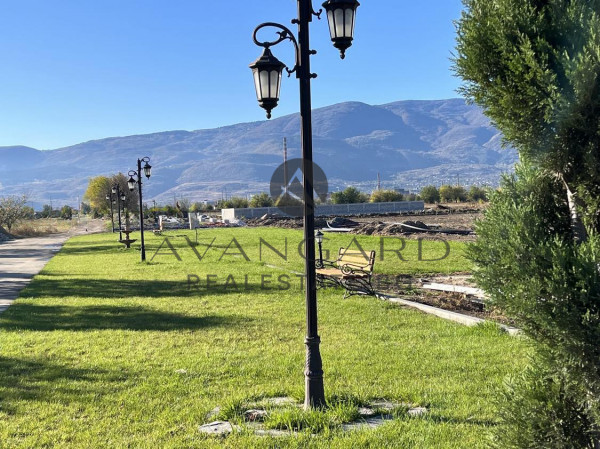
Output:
[341,277,375,298]
[317,274,342,290]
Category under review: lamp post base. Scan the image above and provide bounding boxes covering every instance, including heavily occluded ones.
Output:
[304,336,326,409]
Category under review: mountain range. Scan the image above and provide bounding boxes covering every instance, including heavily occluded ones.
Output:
[0,98,517,209]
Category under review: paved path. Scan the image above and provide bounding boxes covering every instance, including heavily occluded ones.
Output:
[0,220,105,314]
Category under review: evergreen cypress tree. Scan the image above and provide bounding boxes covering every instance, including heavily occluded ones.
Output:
[455,1,600,446]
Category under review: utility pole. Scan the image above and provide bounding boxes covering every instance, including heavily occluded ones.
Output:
[283,137,289,194]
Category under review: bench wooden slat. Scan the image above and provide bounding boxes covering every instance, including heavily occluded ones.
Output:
[339,257,371,266]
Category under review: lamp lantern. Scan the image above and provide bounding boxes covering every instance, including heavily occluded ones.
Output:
[315,230,324,244]
[249,48,286,119]
[322,0,360,59]
[143,161,152,179]
[127,176,136,191]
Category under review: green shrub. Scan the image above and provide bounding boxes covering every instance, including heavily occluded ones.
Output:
[420,185,440,203]
[330,187,368,204]
[369,189,404,203]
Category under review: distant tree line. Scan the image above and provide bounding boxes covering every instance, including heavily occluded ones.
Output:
[330,187,420,204]
[209,185,490,209]
[85,183,489,219]
[328,185,488,205]
[420,185,488,203]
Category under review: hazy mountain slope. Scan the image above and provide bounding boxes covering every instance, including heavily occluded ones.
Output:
[0,99,517,207]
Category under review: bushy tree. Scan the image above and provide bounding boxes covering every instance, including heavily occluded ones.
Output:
[84,175,112,214]
[219,197,249,209]
[467,185,487,202]
[163,205,177,216]
[84,174,139,217]
[330,187,368,204]
[41,204,53,218]
[456,0,600,445]
[111,173,139,215]
[22,206,35,220]
[176,198,190,213]
[60,205,73,220]
[439,185,467,202]
[369,189,404,203]
[420,185,440,203]
[0,195,29,231]
[190,202,212,213]
[249,192,274,208]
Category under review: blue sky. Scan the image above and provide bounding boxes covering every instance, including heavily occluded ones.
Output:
[0,0,464,150]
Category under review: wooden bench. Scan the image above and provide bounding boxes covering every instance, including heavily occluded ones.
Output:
[316,248,376,298]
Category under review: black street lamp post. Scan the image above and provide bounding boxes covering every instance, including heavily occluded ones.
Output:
[127,157,152,262]
[250,0,359,409]
[106,192,116,232]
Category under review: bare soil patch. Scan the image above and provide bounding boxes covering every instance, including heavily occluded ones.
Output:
[373,273,516,326]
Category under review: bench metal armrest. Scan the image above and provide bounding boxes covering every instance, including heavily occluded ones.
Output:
[339,263,372,276]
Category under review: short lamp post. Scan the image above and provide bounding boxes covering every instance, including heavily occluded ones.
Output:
[127,157,152,262]
[250,0,359,409]
[152,199,157,228]
[315,230,324,268]
[112,184,126,241]
[106,192,116,232]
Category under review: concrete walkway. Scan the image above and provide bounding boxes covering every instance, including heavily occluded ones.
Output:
[0,220,105,314]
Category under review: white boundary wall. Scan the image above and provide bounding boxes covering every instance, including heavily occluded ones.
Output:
[222,201,425,221]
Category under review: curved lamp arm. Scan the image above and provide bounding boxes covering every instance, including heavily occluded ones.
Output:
[253,22,300,77]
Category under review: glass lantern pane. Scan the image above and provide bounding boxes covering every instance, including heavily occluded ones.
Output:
[327,10,336,38]
[334,9,345,38]
[253,70,262,100]
[276,71,282,97]
[269,70,280,99]
[260,70,270,98]
[345,8,354,38]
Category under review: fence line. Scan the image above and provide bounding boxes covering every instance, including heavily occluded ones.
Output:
[221,201,425,220]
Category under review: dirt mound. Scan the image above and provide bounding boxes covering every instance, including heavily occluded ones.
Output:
[351,221,430,236]
[327,217,360,228]
[246,216,328,229]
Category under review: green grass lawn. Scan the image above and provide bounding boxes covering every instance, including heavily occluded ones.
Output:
[0,228,526,448]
